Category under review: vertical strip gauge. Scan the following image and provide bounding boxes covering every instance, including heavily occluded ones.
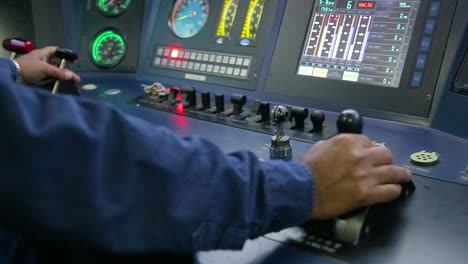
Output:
[239,0,267,46]
[215,0,240,44]
[96,0,132,18]
[90,29,127,69]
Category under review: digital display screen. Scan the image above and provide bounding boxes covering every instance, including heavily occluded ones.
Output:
[297,0,421,88]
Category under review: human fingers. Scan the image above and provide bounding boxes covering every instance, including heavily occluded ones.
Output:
[371,165,411,185]
[45,65,76,82]
[71,71,81,83]
[334,134,374,148]
[362,146,394,166]
[366,184,402,205]
[40,46,59,59]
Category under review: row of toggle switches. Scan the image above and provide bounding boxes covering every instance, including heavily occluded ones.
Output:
[136,84,334,142]
[157,86,328,133]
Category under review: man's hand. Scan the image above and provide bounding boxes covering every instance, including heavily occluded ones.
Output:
[303,134,411,220]
[15,46,81,84]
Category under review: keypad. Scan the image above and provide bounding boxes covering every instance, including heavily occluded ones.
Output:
[153,46,253,80]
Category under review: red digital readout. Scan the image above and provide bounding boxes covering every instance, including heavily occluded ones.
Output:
[357,1,375,9]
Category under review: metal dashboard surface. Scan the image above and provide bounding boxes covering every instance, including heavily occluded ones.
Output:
[78,77,468,264]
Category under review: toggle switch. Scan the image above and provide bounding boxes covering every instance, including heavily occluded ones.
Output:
[290,107,309,130]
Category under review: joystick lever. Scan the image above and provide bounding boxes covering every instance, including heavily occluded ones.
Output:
[290,107,309,130]
[336,109,363,134]
[52,48,78,94]
[269,105,292,160]
[2,38,35,59]
[306,109,415,246]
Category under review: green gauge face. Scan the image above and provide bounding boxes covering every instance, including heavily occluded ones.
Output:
[90,29,127,69]
[240,0,267,46]
[96,0,132,17]
[169,0,210,39]
[215,0,239,43]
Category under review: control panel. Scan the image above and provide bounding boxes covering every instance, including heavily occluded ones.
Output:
[143,0,281,90]
[7,0,468,262]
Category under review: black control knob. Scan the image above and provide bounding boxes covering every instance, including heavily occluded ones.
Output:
[199,91,211,110]
[55,48,79,61]
[215,93,225,113]
[257,101,270,123]
[230,94,247,116]
[337,109,363,134]
[309,110,325,133]
[290,107,309,130]
[181,86,197,108]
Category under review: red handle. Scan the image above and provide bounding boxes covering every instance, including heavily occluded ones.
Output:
[2,38,35,54]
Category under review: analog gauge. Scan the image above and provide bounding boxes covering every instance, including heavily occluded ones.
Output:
[96,0,132,18]
[90,29,127,69]
[169,0,210,39]
[215,0,239,43]
[240,0,267,46]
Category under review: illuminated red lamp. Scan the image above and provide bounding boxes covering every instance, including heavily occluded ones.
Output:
[2,38,35,54]
[175,102,185,114]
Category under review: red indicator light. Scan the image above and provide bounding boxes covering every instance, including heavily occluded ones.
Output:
[357,1,375,9]
[170,49,180,58]
[175,102,185,114]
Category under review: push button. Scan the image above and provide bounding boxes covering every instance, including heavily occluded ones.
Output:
[415,55,427,69]
[424,20,437,34]
[411,72,423,87]
[420,37,432,52]
[428,2,440,17]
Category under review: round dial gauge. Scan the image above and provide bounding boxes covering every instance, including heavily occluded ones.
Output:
[96,0,132,17]
[90,29,127,69]
[169,0,210,39]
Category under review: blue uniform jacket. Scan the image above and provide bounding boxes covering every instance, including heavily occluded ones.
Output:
[0,58,314,262]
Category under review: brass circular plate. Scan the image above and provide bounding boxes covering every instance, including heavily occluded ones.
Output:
[410,151,439,165]
[81,84,97,90]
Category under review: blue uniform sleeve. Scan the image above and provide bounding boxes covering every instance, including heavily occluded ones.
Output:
[0,58,314,254]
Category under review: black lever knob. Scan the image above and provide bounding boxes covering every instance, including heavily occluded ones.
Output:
[55,48,79,61]
[257,101,270,123]
[290,107,309,130]
[215,93,225,113]
[170,88,180,99]
[309,110,325,133]
[200,91,211,110]
[181,86,196,108]
[168,87,181,105]
[337,109,363,134]
[230,94,247,116]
